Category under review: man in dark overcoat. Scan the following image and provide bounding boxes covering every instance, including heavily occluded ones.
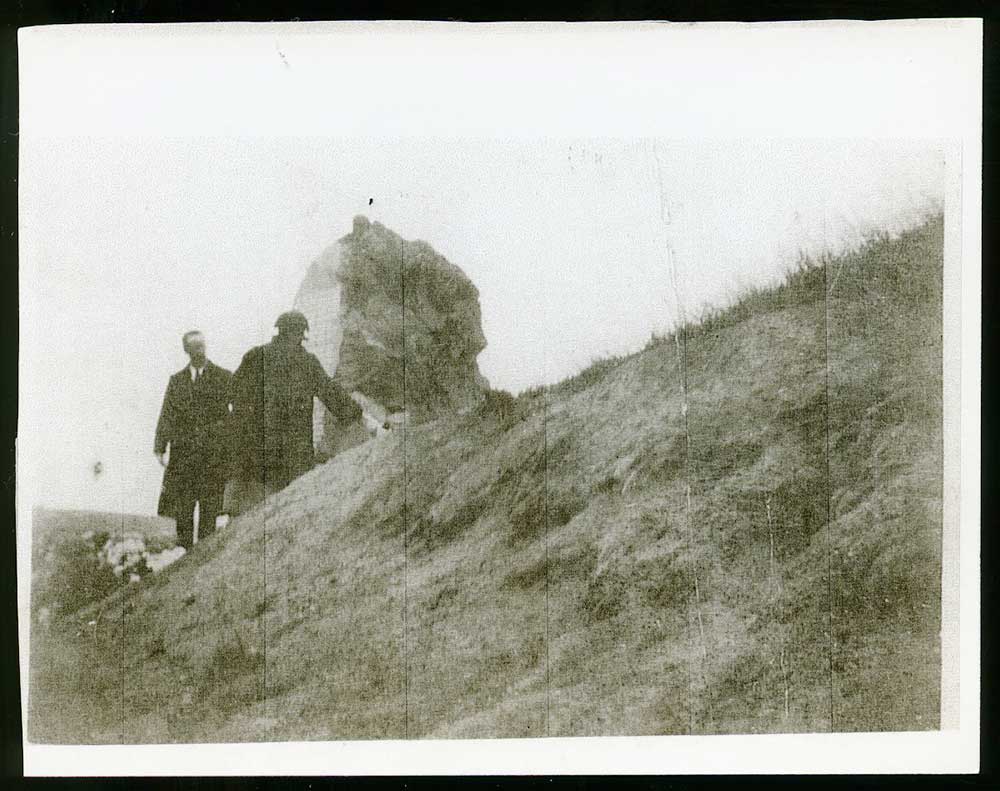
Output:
[227,310,362,514]
[154,330,233,549]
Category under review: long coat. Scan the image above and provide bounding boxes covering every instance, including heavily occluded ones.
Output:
[154,361,234,517]
[229,338,362,495]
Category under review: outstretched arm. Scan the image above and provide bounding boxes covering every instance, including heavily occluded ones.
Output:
[313,358,362,423]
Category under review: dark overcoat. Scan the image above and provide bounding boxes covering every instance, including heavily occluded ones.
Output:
[230,339,361,493]
[155,361,234,517]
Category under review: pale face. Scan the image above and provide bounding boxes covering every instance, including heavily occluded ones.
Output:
[184,333,207,366]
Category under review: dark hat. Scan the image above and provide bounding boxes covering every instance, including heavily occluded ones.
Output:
[275,310,309,333]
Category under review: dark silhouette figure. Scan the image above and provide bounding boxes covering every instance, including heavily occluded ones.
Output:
[155,330,233,550]
[227,311,361,514]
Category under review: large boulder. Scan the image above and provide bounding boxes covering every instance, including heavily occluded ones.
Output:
[294,216,489,457]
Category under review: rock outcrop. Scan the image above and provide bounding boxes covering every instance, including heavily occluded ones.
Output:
[294,216,489,457]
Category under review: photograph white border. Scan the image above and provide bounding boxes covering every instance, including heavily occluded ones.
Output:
[17,18,981,775]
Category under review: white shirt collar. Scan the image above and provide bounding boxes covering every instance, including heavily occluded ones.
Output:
[189,364,206,381]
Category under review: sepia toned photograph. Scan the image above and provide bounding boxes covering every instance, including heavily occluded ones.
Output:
[16,21,980,775]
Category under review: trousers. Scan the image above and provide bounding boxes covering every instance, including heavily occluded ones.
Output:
[172,481,224,550]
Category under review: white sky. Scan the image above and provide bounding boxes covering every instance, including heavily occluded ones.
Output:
[19,137,943,514]
[16,22,968,516]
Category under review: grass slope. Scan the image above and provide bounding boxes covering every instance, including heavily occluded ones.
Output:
[28,215,944,742]
[29,509,175,619]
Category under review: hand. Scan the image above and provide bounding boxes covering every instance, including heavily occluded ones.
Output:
[155,451,167,467]
[361,412,380,434]
[362,412,393,437]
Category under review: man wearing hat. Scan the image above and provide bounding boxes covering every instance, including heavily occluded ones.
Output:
[227,310,363,513]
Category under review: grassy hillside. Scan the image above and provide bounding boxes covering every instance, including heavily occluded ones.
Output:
[29,508,176,622]
[28,215,944,742]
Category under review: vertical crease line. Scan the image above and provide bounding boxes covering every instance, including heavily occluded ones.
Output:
[675,324,695,734]
[120,508,125,743]
[543,379,550,736]
[682,326,695,731]
[119,332,126,744]
[261,347,268,709]
[401,238,409,738]
[823,252,835,733]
